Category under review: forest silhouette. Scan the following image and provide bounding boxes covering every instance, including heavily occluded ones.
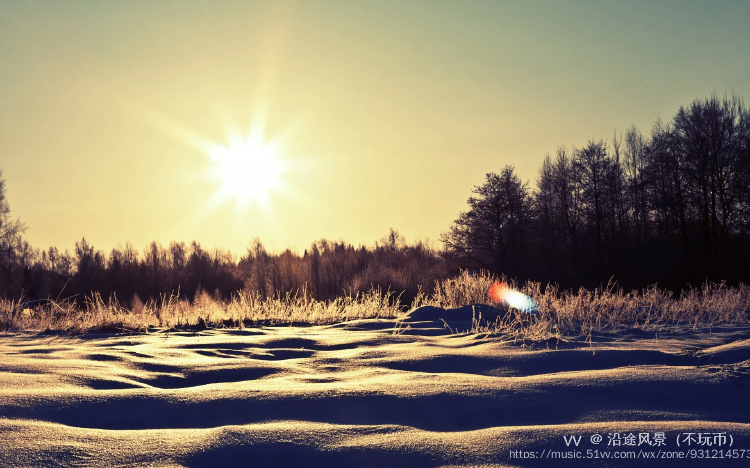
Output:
[1,93,749,307]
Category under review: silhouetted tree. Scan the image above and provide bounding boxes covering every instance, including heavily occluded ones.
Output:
[673,95,747,279]
[551,146,584,285]
[0,169,26,297]
[533,154,557,279]
[441,166,532,278]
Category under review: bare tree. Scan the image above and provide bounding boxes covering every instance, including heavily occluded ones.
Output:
[575,139,610,276]
[0,169,26,296]
[533,154,557,278]
[552,147,584,284]
[674,94,746,277]
[624,125,650,248]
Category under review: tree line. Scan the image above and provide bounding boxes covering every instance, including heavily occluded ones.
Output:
[2,227,449,307]
[441,94,750,292]
[1,93,749,305]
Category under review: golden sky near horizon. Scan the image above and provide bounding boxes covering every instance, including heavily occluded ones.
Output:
[1,1,749,256]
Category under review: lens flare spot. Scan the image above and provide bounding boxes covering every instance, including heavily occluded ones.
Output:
[488,281,509,303]
[487,281,537,313]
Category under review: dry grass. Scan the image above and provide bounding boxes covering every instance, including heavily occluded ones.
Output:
[432,271,750,341]
[0,287,404,334]
[1,270,749,338]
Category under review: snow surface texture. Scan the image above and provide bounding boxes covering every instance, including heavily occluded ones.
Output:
[1,307,750,467]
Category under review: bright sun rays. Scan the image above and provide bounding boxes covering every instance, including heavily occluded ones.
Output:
[133,104,297,218]
[207,128,288,211]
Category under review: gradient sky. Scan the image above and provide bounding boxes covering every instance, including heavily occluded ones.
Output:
[2,0,749,256]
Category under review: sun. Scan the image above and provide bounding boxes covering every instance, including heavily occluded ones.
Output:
[208,132,287,209]
[130,103,297,215]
